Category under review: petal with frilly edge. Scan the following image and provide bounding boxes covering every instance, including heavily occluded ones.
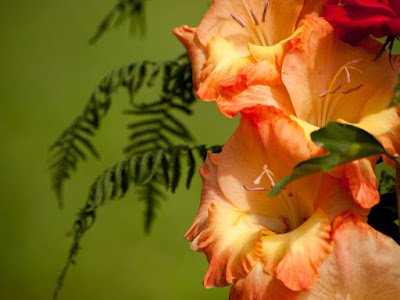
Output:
[298,212,400,300]
[334,158,380,209]
[229,263,298,300]
[172,25,206,90]
[261,209,333,291]
[184,153,226,251]
[199,201,266,288]
[196,35,253,101]
[282,16,398,127]
[217,84,294,118]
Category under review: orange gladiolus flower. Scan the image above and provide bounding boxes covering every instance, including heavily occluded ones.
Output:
[186,106,368,298]
[173,0,325,105]
[221,16,400,209]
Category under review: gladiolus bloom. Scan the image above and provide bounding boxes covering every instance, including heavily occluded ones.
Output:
[221,16,400,208]
[173,0,326,104]
[324,0,400,45]
[185,106,368,298]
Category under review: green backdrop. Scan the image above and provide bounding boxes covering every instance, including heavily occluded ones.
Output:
[0,0,238,299]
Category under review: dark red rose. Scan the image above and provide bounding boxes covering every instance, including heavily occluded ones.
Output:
[324,0,400,44]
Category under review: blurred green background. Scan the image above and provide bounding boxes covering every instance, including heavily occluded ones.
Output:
[0,0,238,299]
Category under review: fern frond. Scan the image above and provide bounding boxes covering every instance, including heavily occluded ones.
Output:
[53,144,223,299]
[124,55,196,156]
[48,55,193,207]
[90,0,147,44]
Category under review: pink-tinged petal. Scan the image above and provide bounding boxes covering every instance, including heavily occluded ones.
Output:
[341,158,380,209]
[199,201,266,288]
[172,25,206,90]
[298,212,400,300]
[197,36,253,101]
[314,174,370,222]
[217,84,294,118]
[262,210,333,291]
[282,16,398,127]
[229,263,299,300]
[184,153,227,251]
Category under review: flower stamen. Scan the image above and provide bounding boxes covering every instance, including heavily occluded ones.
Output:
[249,8,259,26]
[318,58,363,126]
[341,84,364,94]
[230,12,247,28]
[262,1,268,22]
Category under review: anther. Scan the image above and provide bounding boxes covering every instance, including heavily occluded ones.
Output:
[319,90,329,98]
[342,84,364,94]
[319,81,342,98]
[329,80,342,94]
[249,8,259,26]
[230,12,247,28]
[262,1,268,22]
[243,185,268,192]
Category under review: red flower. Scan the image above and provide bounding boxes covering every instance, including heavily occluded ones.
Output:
[323,0,400,44]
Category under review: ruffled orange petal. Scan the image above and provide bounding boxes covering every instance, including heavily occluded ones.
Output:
[199,201,265,288]
[197,36,253,101]
[217,85,294,118]
[184,153,227,250]
[336,158,380,209]
[229,263,299,300]
[298,212,400,300]
[261,209,332,291]
[172,25,206,90]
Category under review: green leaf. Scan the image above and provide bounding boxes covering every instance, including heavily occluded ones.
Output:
[270,122,389,196]
[311,122,386,157]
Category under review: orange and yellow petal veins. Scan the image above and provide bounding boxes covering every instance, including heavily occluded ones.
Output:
[298,212,400,300]
[197,36,253,101]
[229,263,299,300]
[261,209,332,291]
[172,25,206,90]
[199,201,265,288]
